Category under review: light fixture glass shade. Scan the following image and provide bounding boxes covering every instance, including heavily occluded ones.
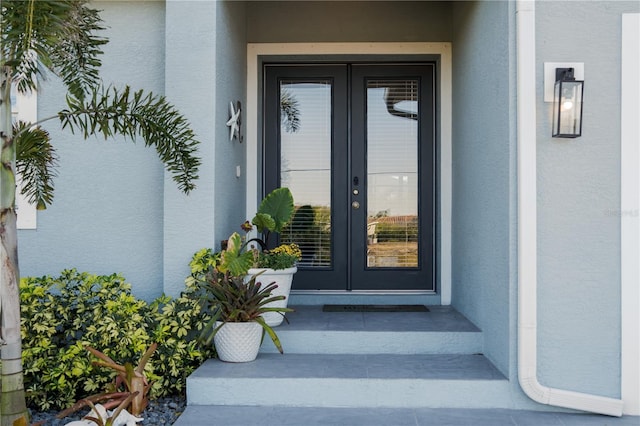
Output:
[552,78,584,138]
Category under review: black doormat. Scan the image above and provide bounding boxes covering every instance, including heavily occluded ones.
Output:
[322,304,429,312]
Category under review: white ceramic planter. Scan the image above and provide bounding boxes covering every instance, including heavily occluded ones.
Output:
[213,321,263,362]
[247,266,297,326]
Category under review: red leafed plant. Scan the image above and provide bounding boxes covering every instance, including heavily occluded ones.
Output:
[55,343,157,421]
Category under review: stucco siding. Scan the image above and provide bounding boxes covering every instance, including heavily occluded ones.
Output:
[451,1,513,377]
[17,1,166,301]
[214,2,248,248]
[163,0,219,297]
[536,0,639,398]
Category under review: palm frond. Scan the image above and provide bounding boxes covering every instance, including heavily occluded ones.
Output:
[59,84,201,194]
[1,0,106,97]
[49,1,107,99]
[14,121,58,209]
[280,89,301,133]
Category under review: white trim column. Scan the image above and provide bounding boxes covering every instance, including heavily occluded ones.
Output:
[621,12,640,417]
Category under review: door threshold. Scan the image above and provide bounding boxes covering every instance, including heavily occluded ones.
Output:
[289,290,441,306]
[291,290,436,295]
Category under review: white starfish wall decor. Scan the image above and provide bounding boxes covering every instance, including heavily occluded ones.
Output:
[226,100,242,142]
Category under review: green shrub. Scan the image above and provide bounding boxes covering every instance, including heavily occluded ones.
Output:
[146,288,213,397]
[375,222,418,243]
[20,269,214,411]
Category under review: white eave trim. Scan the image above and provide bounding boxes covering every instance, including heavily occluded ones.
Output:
[516,0,624,416]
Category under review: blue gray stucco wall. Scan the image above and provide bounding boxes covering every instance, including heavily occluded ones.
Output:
[163,1,230,297]
[214,1,248,248]
[451,0,514,378]
[163,1,248,297]
[535,0,639,398]
[17,1,167,301]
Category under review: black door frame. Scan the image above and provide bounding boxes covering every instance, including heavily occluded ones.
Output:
[263,62,436,292]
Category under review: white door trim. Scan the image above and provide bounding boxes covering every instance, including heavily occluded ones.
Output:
[621,13,640,416]
[246,42,452,303]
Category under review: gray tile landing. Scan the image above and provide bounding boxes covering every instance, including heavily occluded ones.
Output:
[282,305,481,332]
[173,406,640,425]
[260,305,483,355]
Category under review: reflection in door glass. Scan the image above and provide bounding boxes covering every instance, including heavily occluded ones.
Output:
[366,80,419,269]
[279,81,332,267]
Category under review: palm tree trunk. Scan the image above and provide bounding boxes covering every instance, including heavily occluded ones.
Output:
[0,64,28,425]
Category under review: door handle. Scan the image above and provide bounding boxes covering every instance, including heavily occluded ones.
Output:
[352,201,360,209]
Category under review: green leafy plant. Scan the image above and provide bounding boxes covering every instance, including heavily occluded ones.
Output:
[251,187,295,247]
[145,286,214,397]
[196,270,292,353]
[218,232,254,276]
[20,270,150,410]
[19,269,213,412]
[211,187,299,276]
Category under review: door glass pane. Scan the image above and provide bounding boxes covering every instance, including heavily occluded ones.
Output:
[366,80,419,268]
[280,81,332,268]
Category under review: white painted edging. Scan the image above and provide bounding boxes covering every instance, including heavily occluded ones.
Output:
[15,87,38,229]
[621,13,640,417]
[246,42,452,304]
[516,1,623,416]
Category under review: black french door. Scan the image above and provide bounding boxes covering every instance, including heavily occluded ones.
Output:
[264,63,435,291]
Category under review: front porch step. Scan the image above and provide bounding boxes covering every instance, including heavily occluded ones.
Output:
[184,305,508,411]
[186,353,510,408]
[260,305,483,354]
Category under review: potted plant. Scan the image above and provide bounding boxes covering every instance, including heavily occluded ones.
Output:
[218,187,301,326]
[196,267,292,362]
[246,241,301,326]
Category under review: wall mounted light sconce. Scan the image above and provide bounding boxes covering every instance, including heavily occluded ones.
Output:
[552,68,584,138]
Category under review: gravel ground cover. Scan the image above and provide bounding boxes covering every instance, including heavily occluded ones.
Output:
[29,396,186,425]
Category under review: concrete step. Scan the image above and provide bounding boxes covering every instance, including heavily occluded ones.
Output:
[260,305,483,355]
[173,406,640,426]
[186,353,510,408]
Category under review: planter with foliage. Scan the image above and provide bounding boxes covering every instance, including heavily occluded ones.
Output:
[196,269,292,362]
[246,241,301,326]
[219,187,301,326]
[213,321,263,363]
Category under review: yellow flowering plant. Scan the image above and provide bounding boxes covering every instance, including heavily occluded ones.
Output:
[253,243,302,270]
